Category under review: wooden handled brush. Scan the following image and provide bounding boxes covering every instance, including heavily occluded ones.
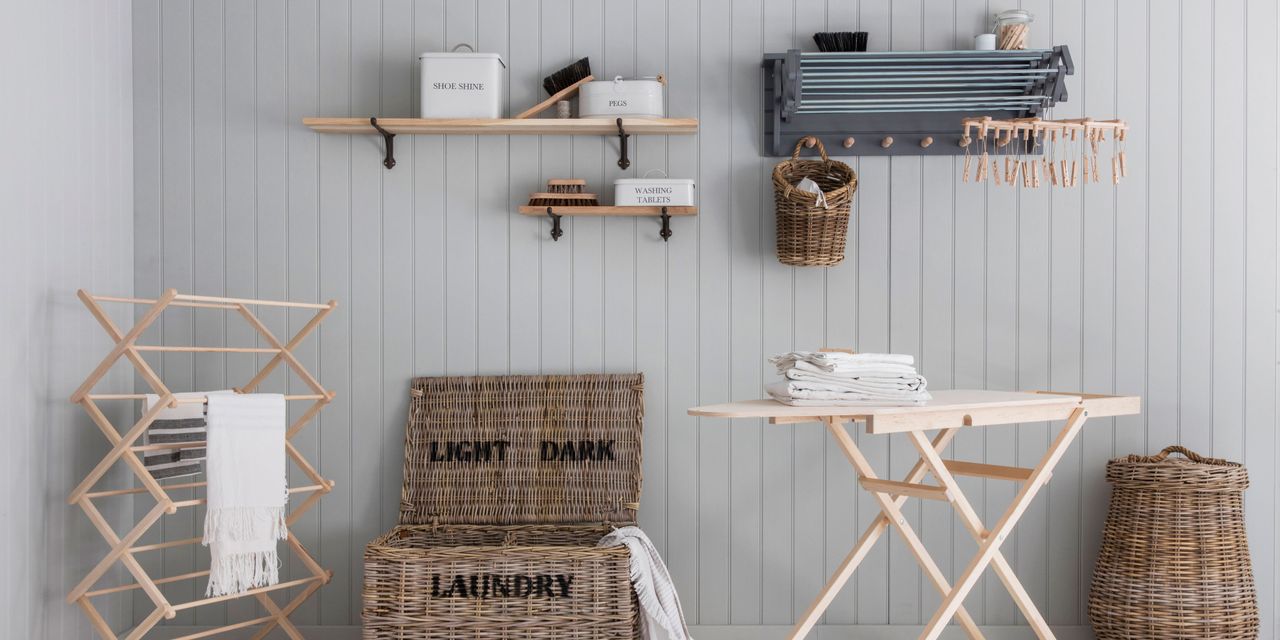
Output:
[515,58,593,119]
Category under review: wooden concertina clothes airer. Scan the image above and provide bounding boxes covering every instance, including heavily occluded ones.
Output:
[66,289,336,640]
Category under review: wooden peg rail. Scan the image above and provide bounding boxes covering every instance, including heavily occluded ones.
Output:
[66,288,336,640]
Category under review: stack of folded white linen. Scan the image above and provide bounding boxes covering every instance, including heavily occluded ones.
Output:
[766,351,932,406]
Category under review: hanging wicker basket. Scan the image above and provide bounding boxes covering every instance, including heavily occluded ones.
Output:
[772,137,857,267]
[1089,445,1259,640]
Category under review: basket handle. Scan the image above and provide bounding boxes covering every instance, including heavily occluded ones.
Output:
[791,136,830,162]
[1143,445,1221,465]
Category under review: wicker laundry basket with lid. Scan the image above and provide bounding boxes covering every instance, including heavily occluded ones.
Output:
[362,374,644,640]
[1089,445,1258,639]
[772,137,857,267]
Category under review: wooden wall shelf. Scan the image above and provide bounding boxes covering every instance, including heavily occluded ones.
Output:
[303,117,698,135]
[304,116,698,170]
[515,205,696,216]
[517,206,697,242]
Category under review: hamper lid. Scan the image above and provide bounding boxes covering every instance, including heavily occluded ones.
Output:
[1106,445,1249,492]
[399,373,644,526]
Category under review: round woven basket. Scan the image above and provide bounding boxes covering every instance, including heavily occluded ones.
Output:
[1089,445,1258,639]
[772,137,857,267]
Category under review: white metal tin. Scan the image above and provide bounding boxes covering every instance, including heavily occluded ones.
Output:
[419,45,506,118]
[579,76,666,118]
[614,171,695,206]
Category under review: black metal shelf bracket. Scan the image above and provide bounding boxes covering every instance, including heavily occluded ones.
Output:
[546,207,564,241]
[370,117,396,169]
[659,207,672,241]
[616,118,631,170]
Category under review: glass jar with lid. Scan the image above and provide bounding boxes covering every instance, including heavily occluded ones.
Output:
[994,9,1033,49]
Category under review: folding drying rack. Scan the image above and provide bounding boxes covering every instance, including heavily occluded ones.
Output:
[66,289,335,640]
[762,46,1073,156]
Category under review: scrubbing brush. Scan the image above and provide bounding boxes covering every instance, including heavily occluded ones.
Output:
[546,178,587,194]
[515,58,594,119]
[813,31,868,52]
[527,191,600,208]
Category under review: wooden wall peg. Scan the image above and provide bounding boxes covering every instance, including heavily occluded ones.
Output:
[881,136,894,148]
[803,136,817,148]
[843,137,855,148]
[920,136,934,148]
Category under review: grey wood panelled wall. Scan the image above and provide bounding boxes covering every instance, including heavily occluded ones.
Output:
[131,0,1279,636]
[0,1,136,638]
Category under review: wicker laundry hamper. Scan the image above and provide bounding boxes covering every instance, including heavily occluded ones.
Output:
[772,137,857,267]
[1089,445,1259,639]
[362,374,644,640]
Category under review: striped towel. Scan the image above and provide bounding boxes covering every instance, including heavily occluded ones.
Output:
[599,527,691,640]
[143,391,232,479]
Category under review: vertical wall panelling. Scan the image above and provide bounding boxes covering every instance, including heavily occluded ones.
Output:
[346,0,384,624]
[158,0,197,623]
[728,0,765,625]
[477,0,512,374]
[888,0,927,626]
[190,0,227,627]
[789,0,829,626]
[1077,0,1118,625]
[602,0,638,376]
[131,0,1280,636]
[1245,0,1280,637]
[919,0,958,623]
[820,0,860,628]
[697,0,733,624]
[1,0,133,637]
[665,0,702,621]
[131,0,166,625]
[758,0,796,625]
[1013,0,1055,625]
[505,0,541,376]
[316,0,355,624]
[1046,0,1086,625]
[286,0,322,624]
[632,0,671,597]
[570,0,605,375]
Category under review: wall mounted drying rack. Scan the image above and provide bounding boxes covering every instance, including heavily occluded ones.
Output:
[304,117,699,170]
[762,46,1073,156]
[515,205,696,241]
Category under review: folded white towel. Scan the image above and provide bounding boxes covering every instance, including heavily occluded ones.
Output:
[599,526,691,640]
[783,369,929,395]
[769,351,915,374]
[767,381,929,406]
[788,359,919,377]
[202,393,288,597]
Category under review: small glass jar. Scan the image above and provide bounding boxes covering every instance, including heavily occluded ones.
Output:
[994,9,1033,50]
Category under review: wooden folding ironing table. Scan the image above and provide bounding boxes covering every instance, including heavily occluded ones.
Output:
[688,389,1141,640]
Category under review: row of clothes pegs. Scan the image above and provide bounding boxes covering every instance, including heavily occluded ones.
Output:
[960,116,1129,188]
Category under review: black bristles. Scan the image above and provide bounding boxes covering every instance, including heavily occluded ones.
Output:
[543,57,592,96]
[813,31,868,52]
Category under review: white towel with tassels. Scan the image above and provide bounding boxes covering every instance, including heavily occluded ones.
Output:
[598,526,692,640]
[202,393,288,597]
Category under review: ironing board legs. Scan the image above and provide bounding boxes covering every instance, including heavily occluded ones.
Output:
[917,407,1088,640]
[787,428,963,640]
[786,408,1089,640]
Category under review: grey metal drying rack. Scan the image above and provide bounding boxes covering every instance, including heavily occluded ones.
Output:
[762,46,1073,156]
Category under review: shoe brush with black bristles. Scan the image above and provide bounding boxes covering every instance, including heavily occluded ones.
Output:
[527,192,599,208]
